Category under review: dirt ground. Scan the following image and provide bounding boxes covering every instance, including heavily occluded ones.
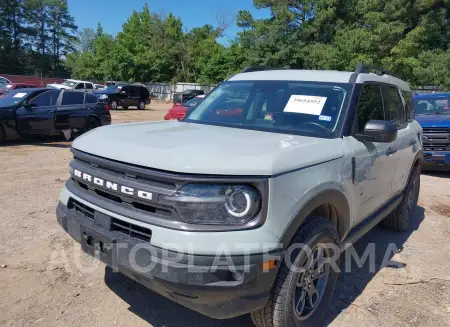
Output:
[0,102,449,327]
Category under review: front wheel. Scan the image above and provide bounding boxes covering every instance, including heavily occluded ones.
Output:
[251,218,339,327]
[137,100,146,110]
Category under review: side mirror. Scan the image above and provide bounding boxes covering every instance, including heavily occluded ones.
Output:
[356,120,397,143]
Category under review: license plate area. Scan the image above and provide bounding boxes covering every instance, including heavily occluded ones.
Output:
[80,226,117,268]
[431,154,446,162]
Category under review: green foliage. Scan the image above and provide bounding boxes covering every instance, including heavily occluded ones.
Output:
[3,0,450,88]
[0,0,77,76]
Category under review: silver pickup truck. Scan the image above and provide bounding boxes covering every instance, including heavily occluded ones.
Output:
[57,64,423,327]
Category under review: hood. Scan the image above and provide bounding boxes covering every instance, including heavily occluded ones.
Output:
[47,83,70,89]
[415,114,450,127]
[72,121,344,176]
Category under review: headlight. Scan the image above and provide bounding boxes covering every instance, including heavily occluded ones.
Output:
[161,184,262,225]
[100,94,108,99]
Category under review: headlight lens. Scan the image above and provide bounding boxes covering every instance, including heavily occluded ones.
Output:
[161,184,262,225]
[100,94,108,99]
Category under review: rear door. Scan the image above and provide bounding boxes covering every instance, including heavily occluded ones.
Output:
[347,83,398,222]
[387,87,420,193]
[55,91,86,130]
[128,86,140,107]
[16,90,61,134]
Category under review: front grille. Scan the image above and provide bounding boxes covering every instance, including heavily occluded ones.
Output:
[69,199,94,219]
[423,145,450,152]
[423,127,450,133]
[68,198,152,242]
[112,219,152,242]
[73,179,172,217]
[422,127,450,152]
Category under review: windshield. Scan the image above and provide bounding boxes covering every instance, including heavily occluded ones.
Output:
[62,80,77,87]
[186,81,350,138]
[414,96,450,115]
[184,97,204,108]
[0,90,30,106]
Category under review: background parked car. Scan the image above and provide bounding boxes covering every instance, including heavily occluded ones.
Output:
[413,92,450,170]
[47,79,94,93]
[173,89,205,105]
[94,84,106,90]
[94,84,150,110]
[0,88,111,144]
[0,76,11,86]
[0,83,39,96]
[164,95,205,120]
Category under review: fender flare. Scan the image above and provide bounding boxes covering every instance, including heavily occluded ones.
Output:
[279,189,351,248]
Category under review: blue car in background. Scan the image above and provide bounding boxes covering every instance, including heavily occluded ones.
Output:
[414,92,450,170]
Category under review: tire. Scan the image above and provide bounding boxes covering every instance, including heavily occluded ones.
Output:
[83,117,101,134]
[0,125,5,144]
[383,167,420,232]
[109,100,118,110]
[251,218,340,327]
[137,100,146,110]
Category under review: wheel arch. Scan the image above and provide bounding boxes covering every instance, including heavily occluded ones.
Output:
[279,188,351,247]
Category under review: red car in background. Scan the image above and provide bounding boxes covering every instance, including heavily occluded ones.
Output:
[164,95,205,120]
[0,83,39,96]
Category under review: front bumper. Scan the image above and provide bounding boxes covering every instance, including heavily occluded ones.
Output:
[423,151,450,170]
[56,202,280,319]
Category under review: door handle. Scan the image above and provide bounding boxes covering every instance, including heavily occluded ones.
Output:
[386,147,397,156]
[409,138,417,146]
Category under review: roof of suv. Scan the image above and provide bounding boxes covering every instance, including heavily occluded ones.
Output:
[229,67,410,91]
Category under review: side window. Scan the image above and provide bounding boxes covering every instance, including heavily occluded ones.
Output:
[29,90,60,107]
[85,94,98,104]
[61,92,85,106]
[74,83,85,89]
[401,90,414,122]
[121,86,128,94]
[85,83,93,90]
[353,84,385,133]
[382,85,406,128]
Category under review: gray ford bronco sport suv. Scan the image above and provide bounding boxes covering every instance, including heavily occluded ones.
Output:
[56,64,423,327]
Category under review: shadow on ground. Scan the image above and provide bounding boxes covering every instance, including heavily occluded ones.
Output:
[104,206,425,327]
[0,136,72,149]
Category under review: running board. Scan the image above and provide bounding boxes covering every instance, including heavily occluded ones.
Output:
[339,194,403,252]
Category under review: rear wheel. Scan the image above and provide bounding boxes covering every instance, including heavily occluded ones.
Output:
[109,100,118,110]
[137,100,146,110]
[84,117,100,133]
[383,167,420,231]
[251,218,339,327]
[0,125,5,144]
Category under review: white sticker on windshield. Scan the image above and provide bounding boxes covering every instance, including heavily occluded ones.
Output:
[283,95,327,115]
[13,92,27,98]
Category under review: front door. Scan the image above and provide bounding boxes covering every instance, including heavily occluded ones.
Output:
[348,83,397,223]
[16,90,61,134]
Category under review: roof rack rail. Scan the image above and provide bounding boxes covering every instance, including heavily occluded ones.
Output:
[355,63,401,79]
[241,66,268,73]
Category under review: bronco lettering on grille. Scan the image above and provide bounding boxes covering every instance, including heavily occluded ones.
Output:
[73,169,153,201]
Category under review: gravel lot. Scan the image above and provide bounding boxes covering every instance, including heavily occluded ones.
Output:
[0,102,449,327]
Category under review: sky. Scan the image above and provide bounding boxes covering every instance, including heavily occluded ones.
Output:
[67,0,270,42]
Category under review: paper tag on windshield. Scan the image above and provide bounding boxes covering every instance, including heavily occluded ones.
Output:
[13,93,27,98]
[283,95,327,115]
